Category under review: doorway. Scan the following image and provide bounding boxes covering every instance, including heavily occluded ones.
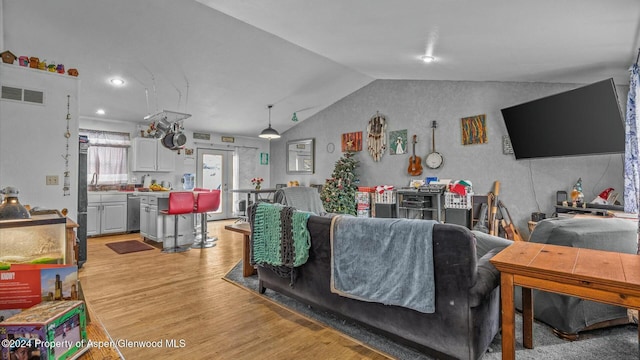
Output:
[196,148,233,220]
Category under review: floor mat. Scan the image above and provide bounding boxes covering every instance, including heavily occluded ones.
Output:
[105,240,155,254]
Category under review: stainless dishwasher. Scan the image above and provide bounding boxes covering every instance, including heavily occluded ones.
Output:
[127,193,141,232]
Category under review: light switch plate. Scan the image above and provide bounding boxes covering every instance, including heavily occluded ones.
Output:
[46,175,59,185]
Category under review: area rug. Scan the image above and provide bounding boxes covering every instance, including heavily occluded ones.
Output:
[223,261,638,360]
[105,240,155,254]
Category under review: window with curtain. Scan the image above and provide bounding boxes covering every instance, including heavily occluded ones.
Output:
[80,129,131,185]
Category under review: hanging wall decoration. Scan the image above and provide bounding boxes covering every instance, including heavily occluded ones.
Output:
[341,131,362,152]
[367,111,387,161]
[389,129,408,155]
[260,152,269,165]
[62,95,71,196]
[461,114,487,145]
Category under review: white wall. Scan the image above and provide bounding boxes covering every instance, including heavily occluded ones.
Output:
[272,79,629,236]
[0,63,80,220]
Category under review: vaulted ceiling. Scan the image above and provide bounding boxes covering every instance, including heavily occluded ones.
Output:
[2,0,639,137]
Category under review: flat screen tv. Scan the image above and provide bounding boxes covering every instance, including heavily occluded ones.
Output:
[501,78,625,159]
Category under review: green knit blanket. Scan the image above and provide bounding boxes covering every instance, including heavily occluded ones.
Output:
[251,202,311,267]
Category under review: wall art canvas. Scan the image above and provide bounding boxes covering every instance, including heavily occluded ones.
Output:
[260,152,269,165]
[389,129,408,155]
[461,114,487,145]
[341,131,363,152]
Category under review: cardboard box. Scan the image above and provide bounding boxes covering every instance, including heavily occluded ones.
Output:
[0,301,88,360]
[0,264,79,312]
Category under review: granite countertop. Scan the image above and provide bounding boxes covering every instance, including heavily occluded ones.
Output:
[88,190,130,194]
[88,190,191,197]
[135,190,193,197]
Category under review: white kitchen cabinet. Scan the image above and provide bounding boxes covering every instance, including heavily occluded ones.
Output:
[140,195,160,240]
[87,193,128,236]
[86,203,100,236]
[132,137,175,172]
[157,146,175,172]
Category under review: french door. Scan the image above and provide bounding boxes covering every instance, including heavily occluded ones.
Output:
[196,148,233,220]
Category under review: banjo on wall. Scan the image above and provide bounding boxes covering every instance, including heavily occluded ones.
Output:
[425,120,444,169]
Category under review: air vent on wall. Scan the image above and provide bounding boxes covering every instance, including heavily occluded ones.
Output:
[23,89,44,104]
[1,86,22,101]
[1,85,45,105]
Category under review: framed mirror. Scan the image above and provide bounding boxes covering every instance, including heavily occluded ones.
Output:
[287,138,315,174]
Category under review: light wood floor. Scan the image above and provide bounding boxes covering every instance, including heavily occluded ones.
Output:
[79,220,392,359]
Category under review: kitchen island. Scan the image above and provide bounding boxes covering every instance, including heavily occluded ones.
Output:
[138,191,195,250]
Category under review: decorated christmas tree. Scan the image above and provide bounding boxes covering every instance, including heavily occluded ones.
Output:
[321,151,359,215]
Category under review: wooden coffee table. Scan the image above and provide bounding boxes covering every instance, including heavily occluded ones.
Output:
[224,222,256,277]
[490,242,640,360]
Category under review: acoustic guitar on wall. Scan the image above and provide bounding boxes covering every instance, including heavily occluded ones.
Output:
[407,134,423,176]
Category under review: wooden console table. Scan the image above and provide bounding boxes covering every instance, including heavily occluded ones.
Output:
[224,222,256,277]
[490,242,640,360]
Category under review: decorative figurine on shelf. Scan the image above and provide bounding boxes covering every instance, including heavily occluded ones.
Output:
[56,64,65,74]
[0,50,17,64]
[591,187,615,205]
[47,63,56,72]
[38,59,47,70]
[570,178,584,206]
[18,56,29,66]
[29,56,39,68]
[251,177,264,190]
[67,68,79,77]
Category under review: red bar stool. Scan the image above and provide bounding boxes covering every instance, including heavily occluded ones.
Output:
[191,189,221,249]
[160,191,194,253]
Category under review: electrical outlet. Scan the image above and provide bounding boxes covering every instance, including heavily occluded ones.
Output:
[46,175,59,185]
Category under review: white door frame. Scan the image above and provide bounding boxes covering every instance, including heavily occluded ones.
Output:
[196,148,233,220]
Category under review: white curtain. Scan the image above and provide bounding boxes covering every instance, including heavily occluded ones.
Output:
[236,147,258,188]
[88,146,128,184]
[624,63,640,253]
[81,130,130,185]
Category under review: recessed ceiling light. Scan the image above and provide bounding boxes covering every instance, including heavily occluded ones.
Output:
[110,78,125,86]
[420,55,435,63]
[96,109,105,115]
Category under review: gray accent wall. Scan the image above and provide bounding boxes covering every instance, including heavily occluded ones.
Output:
[271,79,629,237]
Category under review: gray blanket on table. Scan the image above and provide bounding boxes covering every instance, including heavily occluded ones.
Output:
[274,187,326,215]
[330,216,436,314]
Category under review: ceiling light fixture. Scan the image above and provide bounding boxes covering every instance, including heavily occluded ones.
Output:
[420,55,435,63]
[259,105,280,140]
[110,78,125,86]
[96,109,105,115]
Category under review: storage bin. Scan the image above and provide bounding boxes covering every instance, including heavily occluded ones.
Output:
[444,192,473,209]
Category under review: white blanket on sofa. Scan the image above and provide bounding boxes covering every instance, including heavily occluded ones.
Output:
[330,215,436,314]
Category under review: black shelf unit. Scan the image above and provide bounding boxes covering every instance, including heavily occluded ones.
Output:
[395,189,444,221]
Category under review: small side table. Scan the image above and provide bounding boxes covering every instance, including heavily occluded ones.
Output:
[490,242,640,359]
[224,222,256,277]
